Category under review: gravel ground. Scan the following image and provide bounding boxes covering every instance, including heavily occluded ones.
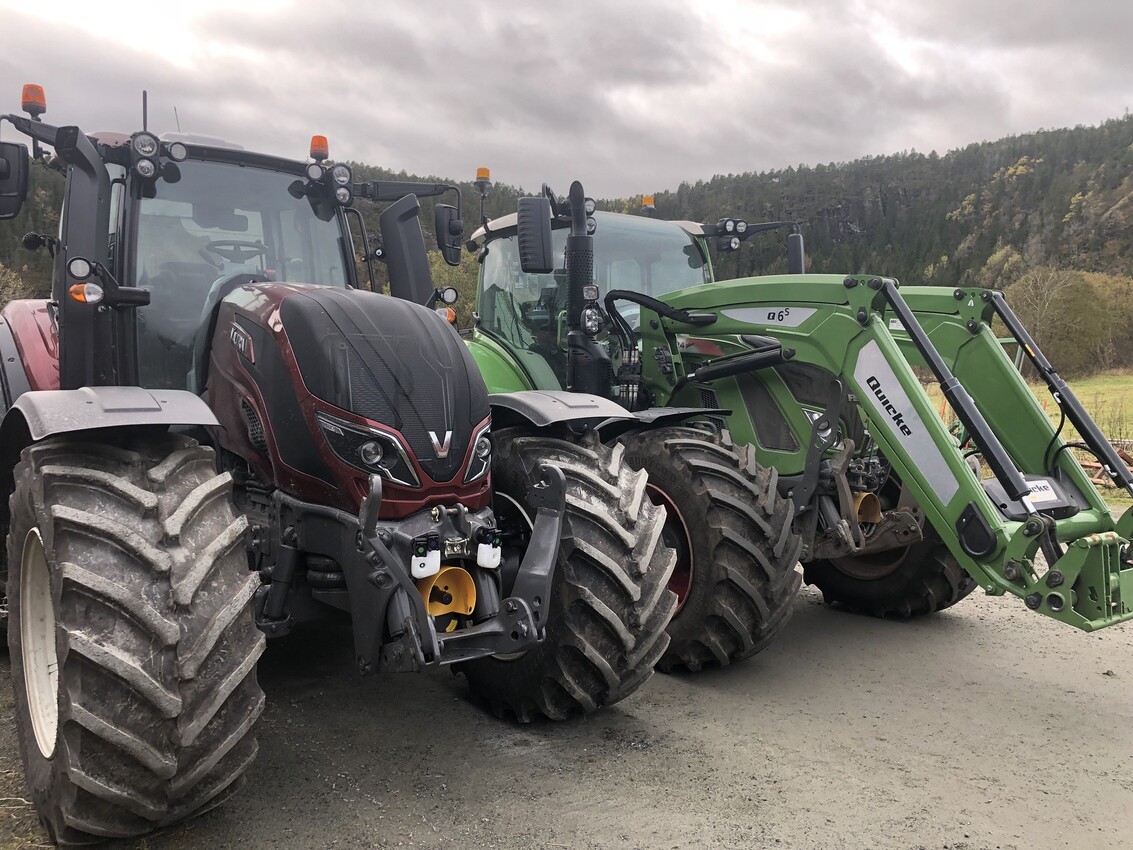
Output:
[0,584,1130,850]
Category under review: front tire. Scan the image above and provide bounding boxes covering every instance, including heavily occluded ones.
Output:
[460,429,677,721]
[620,428,802,673]
[803,526,976,617]
[6,435,265,845]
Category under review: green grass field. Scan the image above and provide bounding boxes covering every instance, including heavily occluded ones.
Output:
[1048,372,1133,442]
[925,370,1133,506]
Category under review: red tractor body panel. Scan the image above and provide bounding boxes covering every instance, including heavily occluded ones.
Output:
[3,300,59,391]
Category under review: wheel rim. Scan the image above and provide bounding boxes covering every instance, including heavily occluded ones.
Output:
[645,484,693,613]
[21,529,59,759]
[830,474,921,582]
[830,543,912,581]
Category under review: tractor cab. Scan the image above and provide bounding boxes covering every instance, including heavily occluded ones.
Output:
[471,210,711,389]
[0,100,362,396]
[130,146,355,390]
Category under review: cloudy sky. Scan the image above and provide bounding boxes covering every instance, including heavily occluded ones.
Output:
[1,0,1130,197]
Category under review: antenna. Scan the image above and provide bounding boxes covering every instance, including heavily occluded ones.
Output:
[174,107,182,133]
[142,90,148,131]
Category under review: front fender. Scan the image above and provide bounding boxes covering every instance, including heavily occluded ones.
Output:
[4,386,219,441]
[596,406,732,441]
[488,390,635,431]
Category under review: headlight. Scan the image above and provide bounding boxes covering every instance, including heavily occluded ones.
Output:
[735,220,747,234]
[67,257,93,280]
[583,197,596,215]
[135,158,157,178]
[359,441,384,466]
[331,164,352,185]
[316,412,419,487]
[475,435,491,459]
[582,307,603,335]
[132,133,159,157]
[335,186,352,204]
[166,141,188,162]
[464,424,491,484]
[306,163,325,181]
[723,218,736,233]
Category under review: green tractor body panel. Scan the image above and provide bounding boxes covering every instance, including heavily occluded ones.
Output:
[468,212,1133,633]
[466,332,541,393]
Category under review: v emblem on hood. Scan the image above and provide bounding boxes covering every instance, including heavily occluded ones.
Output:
[428,430,453,458]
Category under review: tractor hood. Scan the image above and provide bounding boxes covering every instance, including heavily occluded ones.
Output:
[279,288,490,484]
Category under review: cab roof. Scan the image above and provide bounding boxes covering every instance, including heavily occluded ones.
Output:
[469,210,709,247]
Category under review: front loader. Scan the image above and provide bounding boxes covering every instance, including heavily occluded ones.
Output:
[0,88,675,845]
[465,181,1133,652]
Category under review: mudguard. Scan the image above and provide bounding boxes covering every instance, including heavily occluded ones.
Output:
[597,406,733,441]
[488,390,634,429]
[3,386,219,441]
[488,391,728,440]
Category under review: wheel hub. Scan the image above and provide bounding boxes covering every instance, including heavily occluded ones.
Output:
[830,542,912,581]
[645,483,694,613]
[21,529,59,759]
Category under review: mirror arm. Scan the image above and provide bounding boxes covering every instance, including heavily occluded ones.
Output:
[82,261,151,308]
[361,180,459,204]
[343,206,377,291]
[2,114,59,155]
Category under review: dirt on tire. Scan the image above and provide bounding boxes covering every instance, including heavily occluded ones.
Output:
[6,434,265,844]
[622,428,802,672]
[459,428,677,721]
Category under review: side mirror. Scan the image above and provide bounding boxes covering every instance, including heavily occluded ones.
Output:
[0,141,30,220]
[787,232,806,274]
[434,204,463,267]
[380,193,434,305]
[516,196,553,274]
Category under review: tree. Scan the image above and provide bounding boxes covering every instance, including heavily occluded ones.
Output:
[0,261,33,302]
[1003,267,1108,377]
[426,248,480,327]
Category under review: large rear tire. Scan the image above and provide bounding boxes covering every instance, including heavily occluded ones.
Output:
[803,527,976,617]
[6,435,265,845]
[460,429,677,721]
[620,428,802,673]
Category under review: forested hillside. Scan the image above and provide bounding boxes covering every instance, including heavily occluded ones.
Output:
[630,115,1133,285]
[3,115,1132,375]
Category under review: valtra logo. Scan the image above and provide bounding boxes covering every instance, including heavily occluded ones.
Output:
[428,430,453,458]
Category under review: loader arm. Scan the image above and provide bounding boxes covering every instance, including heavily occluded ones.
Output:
[638,274,1132,631]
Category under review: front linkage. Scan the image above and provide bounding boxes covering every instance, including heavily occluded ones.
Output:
[258,465,566,672]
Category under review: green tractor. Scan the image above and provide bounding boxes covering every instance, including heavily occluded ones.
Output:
[463,179,1133,646]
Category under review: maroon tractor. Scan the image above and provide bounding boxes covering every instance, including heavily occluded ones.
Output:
[0,87,675,845]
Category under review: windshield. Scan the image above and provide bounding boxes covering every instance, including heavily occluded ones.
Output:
[133,158,351,389]
[477,212,709,374]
